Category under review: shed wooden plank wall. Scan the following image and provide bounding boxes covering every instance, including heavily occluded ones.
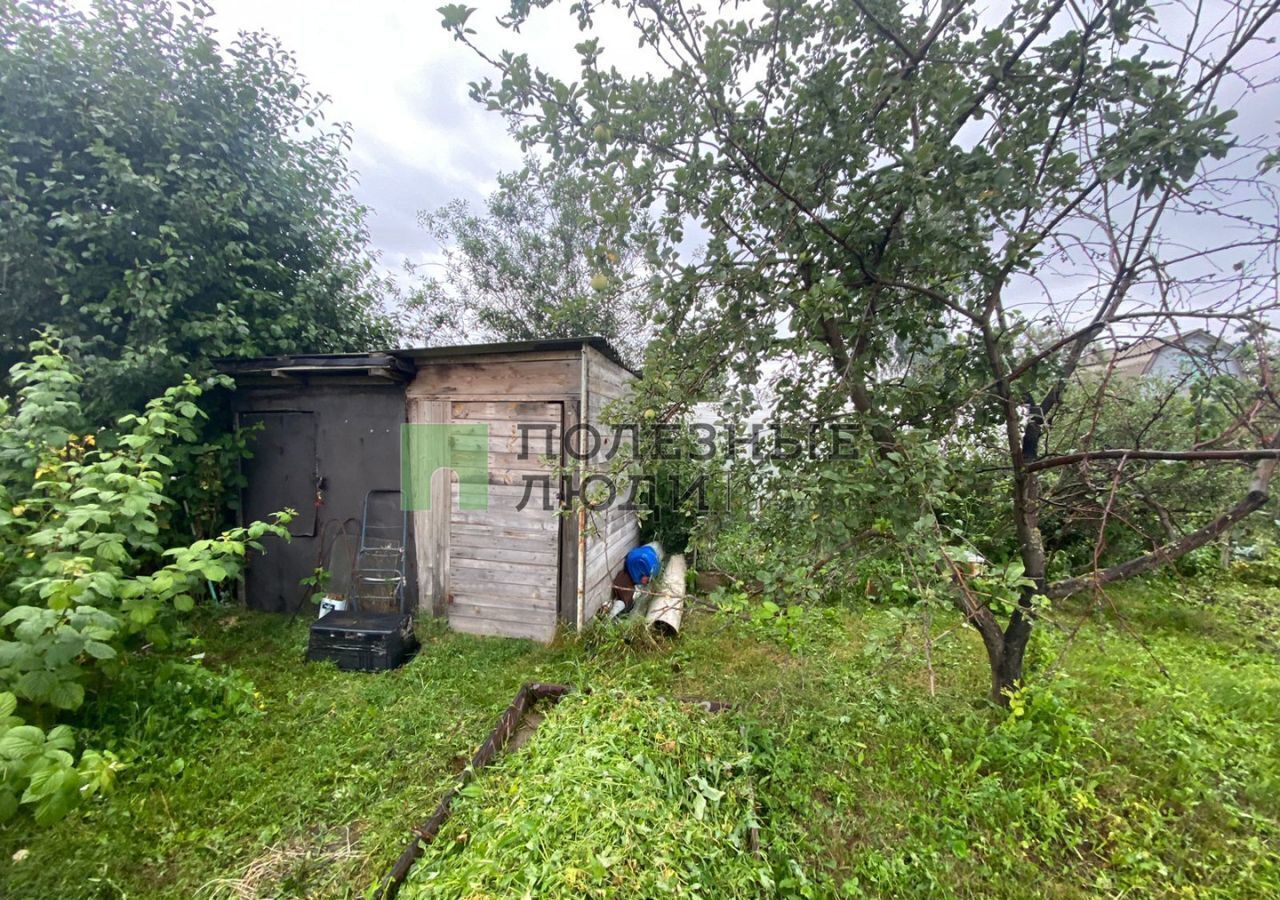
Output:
[407,351,581,643]
[579,345,640,623]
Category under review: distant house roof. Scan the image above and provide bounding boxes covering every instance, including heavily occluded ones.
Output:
[1086,329,1238,378]
[216,336,638,381]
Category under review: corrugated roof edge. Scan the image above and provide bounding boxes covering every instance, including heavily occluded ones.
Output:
[398,336,639,376]
[215,336,640,378]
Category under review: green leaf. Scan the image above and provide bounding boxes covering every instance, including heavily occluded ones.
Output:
[0,725,45,761]
[198,562,228,582]
[0,642,28,667]
[23,760,82,825]
[438,4,475,30]
[0,788,17,822]
[48,680,84,711]
[83,640,117,660]
[44,635,84,668]
[44,725,75,752]
[15,670,58,703]
[0,607,41,627]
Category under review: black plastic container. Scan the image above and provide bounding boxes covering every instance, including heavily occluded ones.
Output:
[306,612,416,671]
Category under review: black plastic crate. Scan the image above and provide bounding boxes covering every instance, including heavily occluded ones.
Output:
[306,612,416,671]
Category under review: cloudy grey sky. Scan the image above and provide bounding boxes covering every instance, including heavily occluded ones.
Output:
[203,0,1279,350]
[208,1,518,274]
[208,1,653,278]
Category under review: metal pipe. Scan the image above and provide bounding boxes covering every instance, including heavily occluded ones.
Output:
[645,551,686,636]
[575,345,589,630]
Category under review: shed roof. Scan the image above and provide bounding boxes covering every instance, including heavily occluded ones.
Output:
[216,336,638,380]
[400,336,637,374]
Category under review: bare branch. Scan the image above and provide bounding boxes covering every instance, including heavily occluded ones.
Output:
[1027,448,1280,473]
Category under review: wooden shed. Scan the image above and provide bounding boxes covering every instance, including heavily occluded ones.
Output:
[220,338,639,642]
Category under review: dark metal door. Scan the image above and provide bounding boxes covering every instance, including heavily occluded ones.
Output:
[240,411,317,611]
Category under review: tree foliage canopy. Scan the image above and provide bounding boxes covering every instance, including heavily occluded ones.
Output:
[0,0,394,418]
[448,0,1280,699]
[409,158,650,365]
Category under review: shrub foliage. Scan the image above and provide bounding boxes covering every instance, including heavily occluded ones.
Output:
[0,337,287,823]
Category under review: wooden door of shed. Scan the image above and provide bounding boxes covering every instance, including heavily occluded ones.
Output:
[446,400,562,641]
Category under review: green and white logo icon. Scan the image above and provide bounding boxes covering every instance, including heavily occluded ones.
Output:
[400,423,489,511]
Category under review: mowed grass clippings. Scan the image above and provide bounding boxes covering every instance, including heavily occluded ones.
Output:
[403,692,771,898]
[1,578,1278,897]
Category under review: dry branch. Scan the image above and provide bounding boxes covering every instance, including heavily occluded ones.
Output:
[1027,448,1280,473]
[1048,434,1280,598]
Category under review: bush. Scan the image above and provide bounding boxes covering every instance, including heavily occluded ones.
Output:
[0,0,395,418]
[0,337,287,824]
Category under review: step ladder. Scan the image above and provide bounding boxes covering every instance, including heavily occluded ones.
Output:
[350,489,408,614]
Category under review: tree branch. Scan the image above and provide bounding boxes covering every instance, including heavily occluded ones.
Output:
[1026,448,1280,473]
[1047,433,1280,598]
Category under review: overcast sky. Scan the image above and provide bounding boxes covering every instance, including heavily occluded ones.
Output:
[206,2,511,274]
[202,1,1279,349]
[207,1,651,278]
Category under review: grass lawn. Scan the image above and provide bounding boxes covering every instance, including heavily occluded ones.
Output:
[0,577,1277,898]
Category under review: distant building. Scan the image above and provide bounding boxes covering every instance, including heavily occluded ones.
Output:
[1087,329,1242,380]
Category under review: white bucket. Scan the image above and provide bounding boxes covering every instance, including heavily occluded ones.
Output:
[318,596,349,618]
